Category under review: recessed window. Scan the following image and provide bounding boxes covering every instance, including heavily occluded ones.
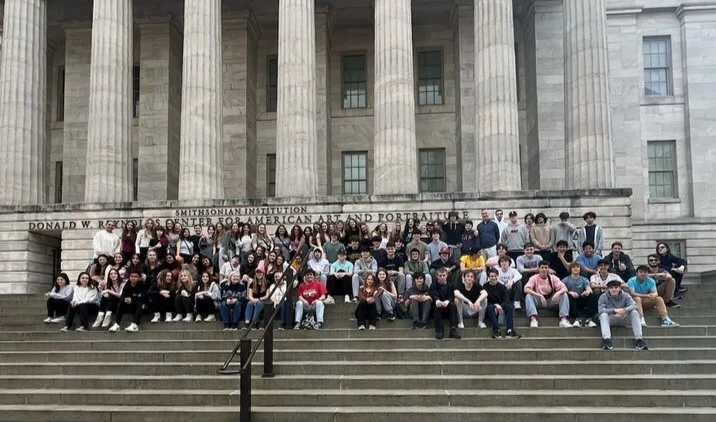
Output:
[56,66,65,122]
[643,37,672,96]
[342,54,367,109]
[266,154,276,197]
[647,141,678,198]
[343,152,367,194]
[54,162,63,203]
[133,65,140,118]
[419,148,446,192]
[417,51,443,106]
[267,57,278,113]
[661,240,686,260]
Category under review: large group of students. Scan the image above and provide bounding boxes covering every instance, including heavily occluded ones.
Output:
[44,210,688,350]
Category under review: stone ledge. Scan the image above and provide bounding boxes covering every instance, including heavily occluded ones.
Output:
[0,189,633,214]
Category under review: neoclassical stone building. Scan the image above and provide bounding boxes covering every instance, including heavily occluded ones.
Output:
[0,0,714,293]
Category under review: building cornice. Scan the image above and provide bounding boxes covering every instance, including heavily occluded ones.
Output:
[676,2,716,19]
[223,9,262,41]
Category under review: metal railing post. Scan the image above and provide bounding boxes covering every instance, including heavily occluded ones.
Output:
[262,303,275,378]
[239,338,252,422]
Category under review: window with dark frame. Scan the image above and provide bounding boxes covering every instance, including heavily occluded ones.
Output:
[342,54,367,109]
[417,51,443,106]
[661,240,686,260]
[54,161,63,203]
[643,37,671,96]
[647,141,678,198]
[342,152,367,194]
[266,154,277,197]
[132,158,138,201]
[267,57,278,112]
[419,148,446,193]
[133,65,140,118]
[56,66,65,122]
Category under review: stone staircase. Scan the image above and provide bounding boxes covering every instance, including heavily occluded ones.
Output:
[0,283,716,422]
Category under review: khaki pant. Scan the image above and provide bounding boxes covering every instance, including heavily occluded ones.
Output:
[634,296,667,318]
[656,278,675,302]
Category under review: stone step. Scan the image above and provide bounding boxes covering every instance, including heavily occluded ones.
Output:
[1,346,714,363]
[0,404,715,422]
[1,388,715,408]
[3,374,716,391]
[3,360,716,376]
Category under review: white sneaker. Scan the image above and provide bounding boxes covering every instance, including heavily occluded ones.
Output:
[559,319,572,328]
[75,326,86,332]
[43,317,52,324]
[344,295,351,303]
[102,313,113,328]
[92,312,105,328]
[151,313,161,323]
[125,323,139,332]
[60,326,68,332]
[457,323,465,329]
[572,320,582,328]
[108,323,120,332]
[368,325,376,330]
[204,315,216,322]
[358,324,365,330]
[513,301,521,310]
[529,319,539,328]
[640,317,647,327]
[50,316,65,324]
[172,314,182,322]
[165,314,173,323]
[586,320,598,328]
[478,322,487,329]
[182,314,193,322]
[324,295,335,305]
[195,315,203,322]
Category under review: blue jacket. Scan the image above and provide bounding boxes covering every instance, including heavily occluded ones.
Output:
[476,220,501,249]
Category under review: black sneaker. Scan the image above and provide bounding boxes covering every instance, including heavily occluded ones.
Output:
[635,338,648,350]
[449,328,461,339]
[492,329,501,339]
[435,331,444,340]
[420,322,428,329]
[602,338,613,350]
[278,323,286,330]
[411,321,419,329]
[678,286,688,293]
[665,300,681,308]
[505,330,521,339]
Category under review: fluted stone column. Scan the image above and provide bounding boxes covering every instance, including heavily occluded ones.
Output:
[373,0,418,195]
[84,0,134,203]
[474,0,521,191]
[179,0,224,199]
[564,0,615,189]
[0,0,47,205]
[276,0,318,197]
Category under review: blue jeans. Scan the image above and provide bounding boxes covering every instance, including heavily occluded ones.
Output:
[277,300,288,325]
[245,300,265,323]
[220,301,245,328]
[486,302,514,331]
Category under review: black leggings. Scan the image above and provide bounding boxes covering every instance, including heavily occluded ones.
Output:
[354,301,378,326]
[327,275,351,297]
[99,295,120,314]
[46,298,69,318]
[174,295,195,316]
[151,294,175,316]
[66,303,99,329]
[195,296,217,316]
[115,301,143,325]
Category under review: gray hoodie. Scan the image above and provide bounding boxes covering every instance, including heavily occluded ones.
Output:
[499,223,530,252]
[598,290,637,315]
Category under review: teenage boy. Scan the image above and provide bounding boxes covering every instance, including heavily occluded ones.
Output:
[599,279,647,351]
[439,212,465,262]
[370,236,387,262]
[307,248,330,286]
[323,231,344,264]
[524,262,571,328]
[406,234,429,262]
[430,246,459,287]
[626,265,679,327]
[646,254,680,308]
[405,248,432,289]
[459,220,479,257]
[485,244,516,269]
[574,212,604,256]
[328,249,354,303]
[379,242,406,296]
[575,242,601,277]
[453,271,487,329]
[476,210,501,258]
[553,212,576,251]
[345,236,362,263]
[108,270,146,333]
[294,269,327,330]
[590,259,624,294]
[516,243,543,277]
[500,211,530,262]
[603,242,635,281]
[429,268,461,340]
[351,248,378,302]
[496,256,523,310]
[427,230,448,263]
[484,269,521,339]
[405,272,432,329]
[459,247,487,286]
[546,240,574,279]
[562,262,598,327]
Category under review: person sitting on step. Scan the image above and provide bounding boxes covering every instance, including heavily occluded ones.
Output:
[351,248,378,303]
[598,279,647,351]
[646,254,680,308]
[459,247,487,286]
[375,268,398,321]
[626,265,679,328]
[93,268,124,328]
[270,271,289,330]
[108,270,147,333]
[484,269,521,339]
[378,242,406,299]
[44,273,73,324]
[355,274,380,330]
[327,248,354,303]
[404,248,432,290]
[404,272,432,329]
[429,246,459,287]
[173,270,196,322]
[148,270,176,323]
[524,262,572,328]
[294,269,327,330]
[429,268,461,340]
[590,259,625,295]
[244,263,271,329]
[61,272,100,332]
[220,272,248,330]
[453,270,487,329]
[193,272,221,323]
[562,262,598,328]
[496,256,523,310]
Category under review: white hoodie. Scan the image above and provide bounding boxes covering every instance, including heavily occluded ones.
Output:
[269,282,287,304]
[72,285,100,305]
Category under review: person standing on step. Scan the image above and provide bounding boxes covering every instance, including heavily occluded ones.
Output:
[499,211,530,262]
[459,219,479,258]
[44,273,73,324]
[453,270,487,329]
[574,212,604,256]
[530,213,555,261]
[355,274,380,330]
[626,265,679,328]
[328,248,354,303]
[427,230,449,264]
[553,212,576,252]
[477,210,501,259]
[598,279,647,351]
[438,212,466,262]
[524,262,572,328]
[92,221,121,259]
[562,262,598,327]
[93,268,124,328]
[108,270,147,333]
[194,272,221,323]
[61,272,100,332]
[149,270,176,323]
[484,269,521,339]
[429,268,461,340]
[294,269,327,330]
[405,272,432,329]
[220,272,248,330]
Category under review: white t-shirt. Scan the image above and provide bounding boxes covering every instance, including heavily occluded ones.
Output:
[590,272,623,288]
[497,267,522,286]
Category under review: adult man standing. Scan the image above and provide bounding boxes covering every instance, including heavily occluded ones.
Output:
[476,209,501,259]
[494,209,508,238]
[500,211,530,262]
[93,221,120,259]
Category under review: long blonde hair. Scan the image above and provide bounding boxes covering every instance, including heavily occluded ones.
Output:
[176,269,194,293]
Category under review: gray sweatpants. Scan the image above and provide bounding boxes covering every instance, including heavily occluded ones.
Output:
[599,310,642,340]
[456,299,486,325]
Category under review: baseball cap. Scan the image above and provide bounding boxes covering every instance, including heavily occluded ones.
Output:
[509,211,518,217]
[440,246,450,254]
